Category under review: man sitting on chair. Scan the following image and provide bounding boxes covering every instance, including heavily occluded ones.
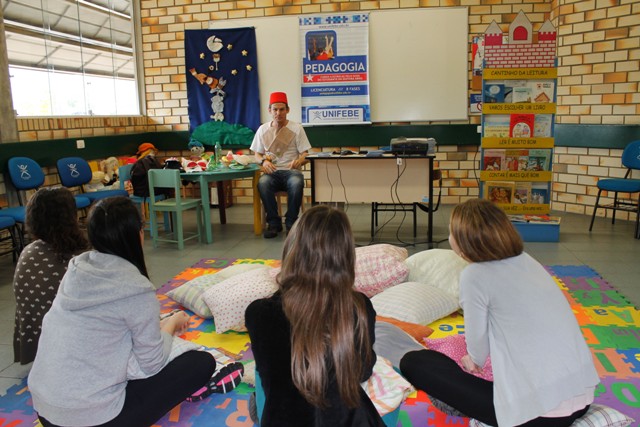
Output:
[251,91,311,239]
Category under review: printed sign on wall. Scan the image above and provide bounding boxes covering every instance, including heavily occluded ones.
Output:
[299,13,370,125]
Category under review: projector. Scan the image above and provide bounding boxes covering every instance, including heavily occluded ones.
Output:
[390,137,436,155]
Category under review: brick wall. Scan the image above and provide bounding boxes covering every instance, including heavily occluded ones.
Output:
[6,0,639,220]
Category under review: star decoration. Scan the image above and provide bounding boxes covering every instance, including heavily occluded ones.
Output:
[227,44,233,50]
[246,65,252,71]
[199,53,205,59]
[305,74,315,82]
[231,69,238,75]
[242,50,248,56]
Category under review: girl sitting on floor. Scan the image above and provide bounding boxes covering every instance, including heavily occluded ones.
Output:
[28,197,242,427]
[400,199,599,427]
[246,205,386,426]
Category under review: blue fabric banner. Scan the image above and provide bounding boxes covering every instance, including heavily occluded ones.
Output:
[185,28,260,137]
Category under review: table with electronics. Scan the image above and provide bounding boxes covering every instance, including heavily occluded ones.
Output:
[180,164,262,243]
[306,153,435,244]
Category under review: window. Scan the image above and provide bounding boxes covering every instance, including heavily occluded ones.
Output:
[2,0,139,116]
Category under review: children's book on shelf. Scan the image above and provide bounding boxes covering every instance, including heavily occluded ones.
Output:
[530,81,555,103]
[530,185,549,204]
[483,115,511,138]
[483,149,505,171]
[503,80,527,103]
[484,83,505,103]
[527,149,550,171]
[514,182,532,204]
[510,214,561,224]
[512,86,533,103]
[534,115,553,137]
[505,149,528,171]
[485,181,515,204]
[509,114,535,138]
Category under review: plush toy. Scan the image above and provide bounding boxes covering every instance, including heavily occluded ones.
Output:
[188,139,205,159]
[100,157,120,188]
[86,171,107,192]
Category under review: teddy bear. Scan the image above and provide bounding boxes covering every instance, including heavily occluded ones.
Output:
[100,157,120,188]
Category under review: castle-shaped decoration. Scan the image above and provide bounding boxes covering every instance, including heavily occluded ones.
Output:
[483,10,556,69]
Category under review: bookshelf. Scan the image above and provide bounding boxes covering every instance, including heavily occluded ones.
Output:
[479,12,560,241]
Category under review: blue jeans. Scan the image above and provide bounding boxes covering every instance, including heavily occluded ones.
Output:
[258,169,304,229]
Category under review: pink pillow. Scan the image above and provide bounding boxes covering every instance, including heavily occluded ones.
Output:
[354,244,409,297]
[424,334,493,381]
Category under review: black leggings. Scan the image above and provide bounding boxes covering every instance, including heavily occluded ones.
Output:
[399,350,589,427]
[39,350,216,427]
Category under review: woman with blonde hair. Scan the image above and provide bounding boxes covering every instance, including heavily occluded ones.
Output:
[246,205,385,426]
[400,199,599,427]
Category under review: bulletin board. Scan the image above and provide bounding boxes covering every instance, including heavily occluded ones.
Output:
[209,7,468,124]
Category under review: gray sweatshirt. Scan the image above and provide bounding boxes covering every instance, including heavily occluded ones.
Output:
[28,251,173,426]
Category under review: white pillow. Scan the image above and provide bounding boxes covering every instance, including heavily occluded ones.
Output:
[404,249,468,299]
[371,281,459,325]
[469,404,635,427]
[202,268,278,333]
[354,244,409,297]
[166,264,269,318]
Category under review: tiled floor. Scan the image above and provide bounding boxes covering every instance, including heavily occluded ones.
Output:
[0,203,638,395]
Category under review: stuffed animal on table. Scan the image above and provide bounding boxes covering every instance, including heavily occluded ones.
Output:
[183,139,210,172]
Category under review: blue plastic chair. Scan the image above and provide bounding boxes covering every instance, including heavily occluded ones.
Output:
[118,164,170,234]
[8,156,91,211]
[56,157,129,202]
[589,140,640,238]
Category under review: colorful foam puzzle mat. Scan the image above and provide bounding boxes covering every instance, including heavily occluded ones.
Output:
[0,259,638,426]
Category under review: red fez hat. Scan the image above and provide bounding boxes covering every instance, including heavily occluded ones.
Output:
[269,92,288,106]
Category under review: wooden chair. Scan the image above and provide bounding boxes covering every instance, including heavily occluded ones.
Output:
[118,164,170,234]
[147,169,203,250]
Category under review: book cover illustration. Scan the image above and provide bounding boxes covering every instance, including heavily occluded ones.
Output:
[483,115,510,138]
[485,181,515,204]
[513,182,532,204]
[527,149,550,171]
[530,81,555,103]
[512,86,532,103]
[530,186,549,204]
[509,114,535,138]
[504,149,528,171]
[484,83,505,103]
[503,80,526,103]
[534,115,553,137]
[483,149,505,171]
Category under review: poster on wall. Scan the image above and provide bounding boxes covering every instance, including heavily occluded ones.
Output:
[299,12,370,125]
[184,28,260,138]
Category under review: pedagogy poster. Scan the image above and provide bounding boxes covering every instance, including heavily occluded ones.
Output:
[299,13,370,125]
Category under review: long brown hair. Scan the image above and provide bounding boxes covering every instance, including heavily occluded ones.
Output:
[449,198,523,262]
[278,205,371,408]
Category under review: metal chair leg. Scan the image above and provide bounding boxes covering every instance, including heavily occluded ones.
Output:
[589,190,602,231]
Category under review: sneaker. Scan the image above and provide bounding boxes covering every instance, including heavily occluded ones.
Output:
[263,224,282,239]
[186,362,245,402]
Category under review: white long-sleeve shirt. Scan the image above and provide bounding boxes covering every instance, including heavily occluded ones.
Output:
[460,252,600,426]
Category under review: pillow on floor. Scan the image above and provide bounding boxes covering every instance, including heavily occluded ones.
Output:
[424,334,493,381]
[371,281,458,325]
[355,244,409,297]
[469,404,635,427]
[404,249,468,299]
[166,264,269,318]
[376,316,434,342]
[202,268,278,333]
